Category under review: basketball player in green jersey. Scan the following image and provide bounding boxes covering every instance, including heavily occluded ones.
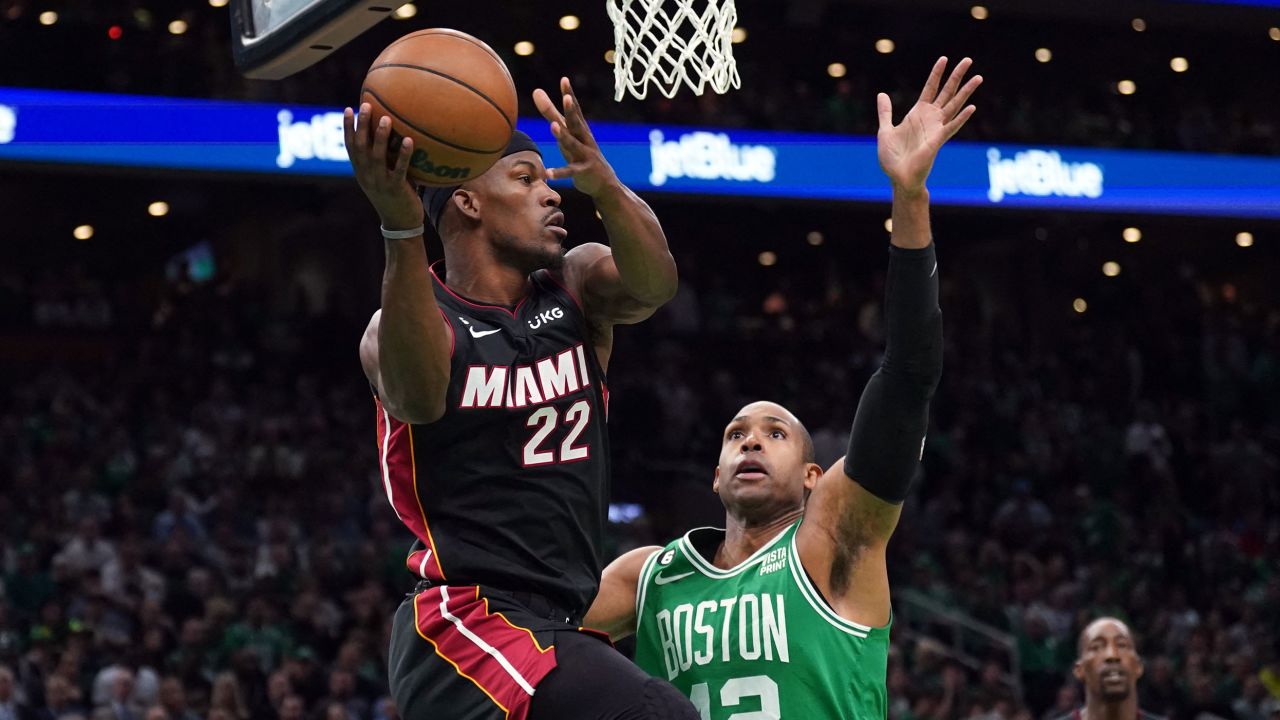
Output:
[584,56,982,719]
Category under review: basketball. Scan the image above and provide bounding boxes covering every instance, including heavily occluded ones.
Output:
[361,29,518,186]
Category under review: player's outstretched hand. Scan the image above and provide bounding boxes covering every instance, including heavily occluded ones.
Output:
[533,77,620,198]
[343,103,424,231]
[877,56,982,195]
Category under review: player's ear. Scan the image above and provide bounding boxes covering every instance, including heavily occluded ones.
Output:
[803,462,823,491]
[1134,654,1145,680]
[1071,659,1084,683]
[453,187,481,221]
[712,465,721,495]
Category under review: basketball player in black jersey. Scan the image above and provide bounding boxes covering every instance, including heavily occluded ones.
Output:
[343,78,698,720]
[1055,618,1166,720]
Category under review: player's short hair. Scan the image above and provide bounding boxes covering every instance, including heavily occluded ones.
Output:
[1077,617,1137,657]
[797,421,816,465]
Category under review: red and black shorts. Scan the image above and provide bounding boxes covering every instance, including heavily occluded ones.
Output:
[388,584,698,720]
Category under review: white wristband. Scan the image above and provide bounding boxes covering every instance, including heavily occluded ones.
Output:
[380,224,425,240]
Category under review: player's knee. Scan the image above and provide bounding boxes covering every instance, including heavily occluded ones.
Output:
[641,678,701,720]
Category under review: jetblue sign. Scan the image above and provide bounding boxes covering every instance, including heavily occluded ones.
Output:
[1,87,1278,219]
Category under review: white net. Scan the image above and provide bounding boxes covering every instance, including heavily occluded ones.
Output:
[606,0,741,101]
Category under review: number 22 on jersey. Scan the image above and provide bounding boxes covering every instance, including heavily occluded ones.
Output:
[522,399,592,466]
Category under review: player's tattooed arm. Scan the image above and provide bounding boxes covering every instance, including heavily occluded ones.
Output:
[585,545,662,642]
[534,78,678,327]
[345,104,453,424]
[797,57,979,627]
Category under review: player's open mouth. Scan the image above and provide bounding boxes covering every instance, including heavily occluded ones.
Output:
[545,212,567,238]
[1101,669,1126,684]
[734,459,768,480]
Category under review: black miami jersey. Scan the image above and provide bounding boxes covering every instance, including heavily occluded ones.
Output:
[373,263,611,616]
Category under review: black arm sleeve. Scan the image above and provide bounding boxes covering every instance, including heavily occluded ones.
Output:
[843,243,943,504]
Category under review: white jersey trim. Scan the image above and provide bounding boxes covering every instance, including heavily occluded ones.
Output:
[786,530,874,637]
[679,523,795,579]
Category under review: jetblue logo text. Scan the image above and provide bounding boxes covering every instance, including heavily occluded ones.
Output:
[0,105,15,144]
[649,129,776,187]
[528,307,564,330]
[459,344,593,409]
[276,110,346,169]
[986,148,1103,203]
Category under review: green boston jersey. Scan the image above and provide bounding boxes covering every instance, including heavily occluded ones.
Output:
[633,520,890,720]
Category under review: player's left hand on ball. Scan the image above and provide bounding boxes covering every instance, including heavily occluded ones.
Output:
[533,77,620,198]
[877,56,982,195]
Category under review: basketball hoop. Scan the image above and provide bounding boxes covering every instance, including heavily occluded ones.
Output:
[606,0,741,101]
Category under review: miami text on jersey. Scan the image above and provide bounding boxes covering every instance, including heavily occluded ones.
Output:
[459,344,594,410]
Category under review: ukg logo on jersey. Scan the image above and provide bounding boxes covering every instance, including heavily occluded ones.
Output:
[276,109,347,169]
[648,129,776,187]
[986,147,1103,203]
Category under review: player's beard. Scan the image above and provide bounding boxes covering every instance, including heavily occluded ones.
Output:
[494,231,566,275]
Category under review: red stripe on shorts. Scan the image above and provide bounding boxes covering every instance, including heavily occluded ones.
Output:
[414,586,558,720]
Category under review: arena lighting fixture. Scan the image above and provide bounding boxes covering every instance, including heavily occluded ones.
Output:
[73,225,94,241]
[970,5,988,20]
[1123,227,1141,243]
[514,41,535,56]
[1035,48,1052,63]
[108,25,123,39]
[875,38,895,54]
[884,218,893,233]
[393,3,416,19]
[1131,18,1146,32]
[731,27,746,43]
[1117,80,1136,95]
[1102,261,1121,277]
[827,62,847,78]
[148,201,170,217]
[169,19,189,35]
[604,49,615,64]
[559,15,580,31]
[208,0,229,6]
[807,231,824,246]
[38,10,57,24]
[1170,57,1188,73]
[758,251,778,267]
[1268,27,1279,41]
[1073,298,1087,313]
[1236,232,1254,247]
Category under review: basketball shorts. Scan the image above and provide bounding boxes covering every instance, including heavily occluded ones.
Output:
[388,584,698,720]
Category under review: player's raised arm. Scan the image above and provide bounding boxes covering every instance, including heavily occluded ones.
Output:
[346,104,453,424]
[584,545,662,642]
[533,78,677,336]
[798,57,981,626]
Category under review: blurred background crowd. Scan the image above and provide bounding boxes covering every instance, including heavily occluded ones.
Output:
[2,0,1280,719]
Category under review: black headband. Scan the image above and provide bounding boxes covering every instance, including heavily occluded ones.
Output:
[419,130,541,230]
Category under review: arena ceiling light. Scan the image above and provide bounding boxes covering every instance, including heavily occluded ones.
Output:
[1170,57,1188,73]
[38,10,57,25]
[209,0,229,6]
[169,19,189,35]
[559,15,580,31]
[1102,261,1121,277]
[514,41,535,56]
[1123,227,1141,243]
[148,201,170,217]
[73,225,94,241]
[731,27,747,43]
[970,5,988,20]
[1131,18,1146,32]
[1236,232,1254,247]
[1073,298,1088,314]
[807,231,824,246]
[758,251,777,267]
[1035,48,1052,63]
[1269,27,1279,41]
[393,4,417,20]
[1117,80,1136,95]
[827,63,847,78]
[875,38,895,54]
[604,49,615,64]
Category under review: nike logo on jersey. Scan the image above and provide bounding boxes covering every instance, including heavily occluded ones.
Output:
[458,317,501,338]
[654,571,694,585]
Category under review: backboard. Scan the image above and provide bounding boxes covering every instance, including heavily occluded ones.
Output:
[231,0,396,80]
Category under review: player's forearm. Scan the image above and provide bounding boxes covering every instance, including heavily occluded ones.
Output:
[592,181,678,307]
[378,237,451,421]
[889,187,931,250]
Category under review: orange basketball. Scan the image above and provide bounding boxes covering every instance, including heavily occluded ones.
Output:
[361,29,518,186]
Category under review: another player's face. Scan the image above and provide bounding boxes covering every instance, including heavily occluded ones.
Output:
[1073,619,1143,703]
[713,402,819,522]
[475,152,566,273]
